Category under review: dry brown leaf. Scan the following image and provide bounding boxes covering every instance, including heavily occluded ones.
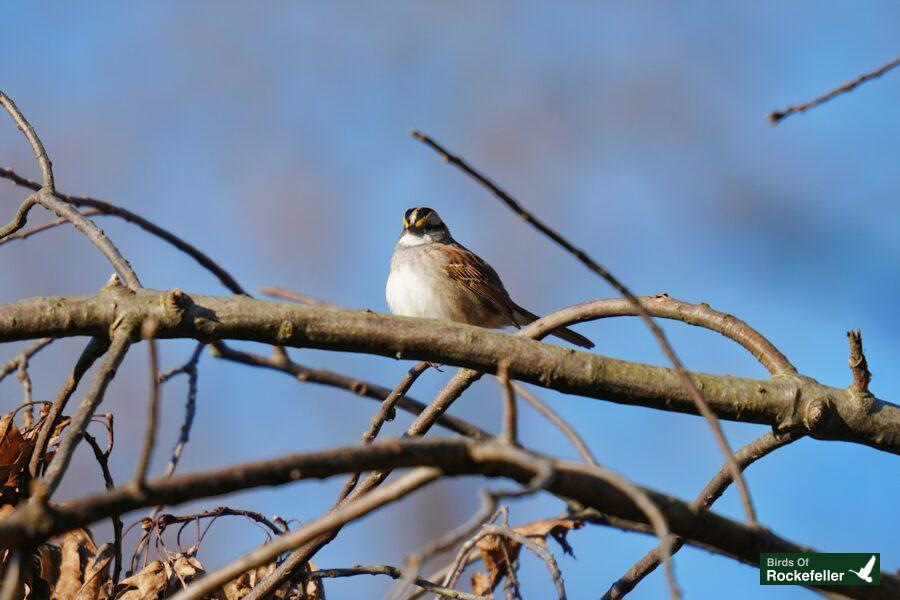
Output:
[472,517,583,594]
[297,560,325,600]
[53,528,109,600]
[37,544,61,593]
[116,560,168,600]
[222,563,277,600]
[0,413,34,502]
[475,532,520,593]
[514,517,582,555]
[75,544,114,600]
[220,560,323,600]
[164,554,207,592]
[470,571,492,597]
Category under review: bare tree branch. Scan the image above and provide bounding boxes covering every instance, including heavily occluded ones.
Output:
[0,289,895,454]
[1,437,892,598]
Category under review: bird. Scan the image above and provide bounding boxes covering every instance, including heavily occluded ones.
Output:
[386,206,593,349]
[847,555,877,583]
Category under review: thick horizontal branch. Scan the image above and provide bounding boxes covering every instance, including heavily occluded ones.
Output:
[0,438,894,599]
[0,287,897,454]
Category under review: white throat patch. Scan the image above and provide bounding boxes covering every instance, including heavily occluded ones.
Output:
[397,232,430,247]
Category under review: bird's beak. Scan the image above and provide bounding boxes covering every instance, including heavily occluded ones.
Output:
[404,217,427,233]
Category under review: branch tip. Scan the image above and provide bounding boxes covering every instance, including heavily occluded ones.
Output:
[846,329,872,394]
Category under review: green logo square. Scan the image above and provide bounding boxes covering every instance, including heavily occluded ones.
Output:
[760,553,880,586]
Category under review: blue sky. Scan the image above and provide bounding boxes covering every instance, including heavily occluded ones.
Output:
[0,3,898,598]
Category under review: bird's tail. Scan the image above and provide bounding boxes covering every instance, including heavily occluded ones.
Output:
[512,305,594,349]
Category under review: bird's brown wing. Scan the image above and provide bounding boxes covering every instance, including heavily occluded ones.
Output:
[442,244,518,324]
[441,243,595,348]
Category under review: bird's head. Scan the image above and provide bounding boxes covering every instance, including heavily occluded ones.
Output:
[399,207,451,245]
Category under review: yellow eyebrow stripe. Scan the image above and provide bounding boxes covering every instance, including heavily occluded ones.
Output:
[415,218,427,227]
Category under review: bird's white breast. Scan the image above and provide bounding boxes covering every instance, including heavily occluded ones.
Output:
[386,243,467,321]
[387,260,450,320]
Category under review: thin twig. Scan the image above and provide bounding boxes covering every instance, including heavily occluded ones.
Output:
[127,343,205,571]
[211,342,488,439]
[38,328,134,497]
[161,344,204,477]
[0,167,241,294]
[0,208,103,248]
[0,90,140,288]
[411,131,756,525]
[260,285,343,308]
[0,91,54,190]
[769,56,900,125]
[363,362,431,445]
[134,320,161,487]
[847,329,872,394]
[84,431,124,585]
[601,430,802,599]
[339,361,431,501]
[157,506,284,541]
[15,356,34,428]
[0,338,52,384]
[512,383,598,465]
[29,337,109,478]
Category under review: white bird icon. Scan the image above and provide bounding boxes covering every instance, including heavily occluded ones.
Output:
[847,555,877,583]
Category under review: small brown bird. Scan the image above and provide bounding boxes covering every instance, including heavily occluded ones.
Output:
[386,207,593,348]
